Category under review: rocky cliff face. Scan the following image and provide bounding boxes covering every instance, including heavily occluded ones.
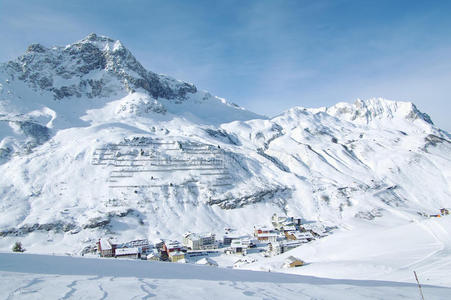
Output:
[3,33,197,100]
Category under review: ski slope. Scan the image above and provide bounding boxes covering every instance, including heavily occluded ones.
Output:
[0,252,449,300]
[242,215,451,287]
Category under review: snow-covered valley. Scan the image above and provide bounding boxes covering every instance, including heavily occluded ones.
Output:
[0,33,450,298]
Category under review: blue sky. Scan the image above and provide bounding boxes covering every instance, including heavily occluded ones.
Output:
[1,0,451,130]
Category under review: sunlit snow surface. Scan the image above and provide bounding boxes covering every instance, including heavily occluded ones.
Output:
[1,252,450,300]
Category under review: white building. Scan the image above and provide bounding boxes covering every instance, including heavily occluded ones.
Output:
[285,231,314,242]
[268,240,303,255]
[97,239,114,257]
[256,232,278,243]
[272,213,302,230]
[146,249,161,261]
[183,232,217,250]
[229,239,248,255]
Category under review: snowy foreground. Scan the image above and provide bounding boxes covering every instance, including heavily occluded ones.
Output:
[1,253,450,300]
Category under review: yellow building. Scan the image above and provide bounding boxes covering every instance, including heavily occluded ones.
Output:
[284,256,304,268]
[169,251,185,263]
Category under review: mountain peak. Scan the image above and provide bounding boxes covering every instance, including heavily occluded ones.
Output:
[2,34,197,101]
[0,34,262,127]
[323,98,433,125]
[26,43,48,53]
[72,33,126,54]
[81,33,114,43]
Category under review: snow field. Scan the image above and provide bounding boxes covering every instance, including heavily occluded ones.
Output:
[1,253,450,300]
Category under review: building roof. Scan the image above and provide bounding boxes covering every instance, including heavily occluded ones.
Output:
[297,232,314,238]
[115,247,140,256]
[285,256,303,264]
[99,239,113,250]
[257,233,278,238]
[282,225,297,231]
[254,225,273,231]
[165,240,183,249]
[231,239,249,249]
[146,252,160,259]
[170,251,185,257]
[184,232,215,241]
[281,240,303,247]
[124,239,150,248]
[224,233,251,240]
[153,238,164,244]
[302,223,326,233]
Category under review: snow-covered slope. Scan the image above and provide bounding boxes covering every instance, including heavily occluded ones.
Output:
[0,34,450,286]
[242,214,451,286]
[309,98,434,126]
[1,253,450,300]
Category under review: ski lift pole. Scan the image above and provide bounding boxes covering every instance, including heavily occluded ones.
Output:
[413,271,425,300]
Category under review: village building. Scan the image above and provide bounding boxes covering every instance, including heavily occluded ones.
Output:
[169,251,185,262]
[146,252,161,261]
[163,240,184,254]
[154,239,165,250]
[121,239,152,254]
[272,213,302,231]
[223,233,247,246]
[115,247,141,259]
[285,231,297,241]
[254,225,278,243]
[281,225,297,232]
[229,239,249,255]
[254,225,273,236]
[240,237,252,248]
[298,232,314,242]
[97,239,116,257]
[146,250,161,261]
[268,240,304,255]
[285,231,314,242]
[301,223,329,238]
[223,234,236,246]
[183,232,217,250]
[256,232,278,243]
[284,256,304,268]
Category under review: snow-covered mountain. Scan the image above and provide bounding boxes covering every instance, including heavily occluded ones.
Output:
[0,33,450,262]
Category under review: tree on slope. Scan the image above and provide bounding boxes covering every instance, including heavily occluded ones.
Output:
[12,241,25,252]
